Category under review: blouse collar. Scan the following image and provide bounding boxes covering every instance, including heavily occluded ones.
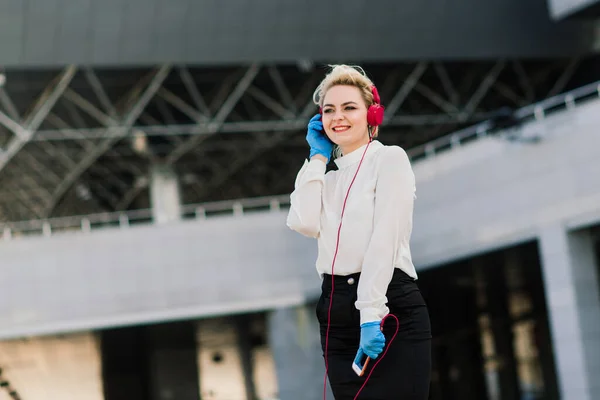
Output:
[334,140,384,169]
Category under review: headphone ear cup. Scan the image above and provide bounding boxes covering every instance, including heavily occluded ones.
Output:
[367,104,385,127]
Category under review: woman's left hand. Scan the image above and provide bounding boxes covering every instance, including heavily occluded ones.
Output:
[358,321,385,359]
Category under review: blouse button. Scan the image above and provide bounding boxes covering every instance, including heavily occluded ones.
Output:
[347,277,355,285]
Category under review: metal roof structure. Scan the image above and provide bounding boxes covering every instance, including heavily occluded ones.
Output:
[1,56,599,223]
[0,0,597,67]
[1,0,599,223]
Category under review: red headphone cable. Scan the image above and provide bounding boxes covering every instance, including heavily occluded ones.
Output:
[322,138,372,399]
[321,134,400,399]
[352,313,399,399]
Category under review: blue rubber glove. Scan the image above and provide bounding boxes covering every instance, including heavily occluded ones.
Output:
[357,321,385,360]
[306,114,334,162]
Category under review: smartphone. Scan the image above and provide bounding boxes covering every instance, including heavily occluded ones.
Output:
[352,350,370,376]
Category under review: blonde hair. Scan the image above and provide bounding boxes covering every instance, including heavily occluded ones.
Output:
[312,65,380,158]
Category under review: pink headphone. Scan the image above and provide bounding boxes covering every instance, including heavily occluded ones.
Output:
[319,85,385,127]
[366,85,385,127]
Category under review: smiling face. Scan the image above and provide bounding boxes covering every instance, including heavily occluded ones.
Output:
[321,85,370,155]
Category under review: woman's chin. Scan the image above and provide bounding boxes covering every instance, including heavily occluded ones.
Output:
[331,134,353,145]
[334,136,361,148]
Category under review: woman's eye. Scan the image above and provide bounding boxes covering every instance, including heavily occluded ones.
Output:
[322,106,355,113]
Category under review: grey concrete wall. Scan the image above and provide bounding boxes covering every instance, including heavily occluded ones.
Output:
[0,212,320,339]
[410,97,600,269]
[0,97,599,339]
[0,0,595,67]
[267,305,331,400]
[538,226,600,400]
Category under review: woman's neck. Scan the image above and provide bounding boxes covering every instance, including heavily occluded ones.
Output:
[340,137,371,157]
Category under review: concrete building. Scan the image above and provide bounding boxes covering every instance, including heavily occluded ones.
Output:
[0,1,599,399]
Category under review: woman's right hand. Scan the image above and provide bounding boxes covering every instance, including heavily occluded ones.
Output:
[306,114,334,162]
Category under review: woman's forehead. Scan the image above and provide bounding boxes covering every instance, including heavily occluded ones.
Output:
[323,85,363,105]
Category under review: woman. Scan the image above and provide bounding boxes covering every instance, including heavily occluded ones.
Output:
[286,65,432,399]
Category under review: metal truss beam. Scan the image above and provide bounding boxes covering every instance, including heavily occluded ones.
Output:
[187,97,317,202]
[43,65,172,217]
[0,86,21,121]
[460,60,506,121]
[268,65,297,114]
[31,113,494,141]
[0,57,591,222]
[385,62,428,117]
[116,66,322,209]
[166,64,260,164]
[0,66,77,173]
[547,57,581,97]
[192,131,287,200]
[115,64,261,209]
[44,111,126,212]
[26,62,512,143]
[178,66,211,117]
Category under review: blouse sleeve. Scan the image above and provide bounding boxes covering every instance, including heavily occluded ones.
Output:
[286,158,327,238]
[355,146,416,325]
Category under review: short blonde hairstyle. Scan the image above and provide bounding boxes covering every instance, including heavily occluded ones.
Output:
[312,64,380,141]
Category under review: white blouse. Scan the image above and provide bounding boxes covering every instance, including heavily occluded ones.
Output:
[286,140,418,325]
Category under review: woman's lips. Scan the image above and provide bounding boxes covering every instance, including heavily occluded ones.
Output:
[332,126,350,132]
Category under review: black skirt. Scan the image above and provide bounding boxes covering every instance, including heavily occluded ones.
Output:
[316,268,432,400]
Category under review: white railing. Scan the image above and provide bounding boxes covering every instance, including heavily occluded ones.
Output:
[1,80,599,239]
[406,80,600,160]
[0,194,291,239]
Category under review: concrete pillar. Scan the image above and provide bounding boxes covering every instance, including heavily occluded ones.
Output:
[538,225,600,400]
[235,315,258,400]
[267,304,332,400]
[150,164,182,224]
[145,322,200,400]
[487,257,520,400]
